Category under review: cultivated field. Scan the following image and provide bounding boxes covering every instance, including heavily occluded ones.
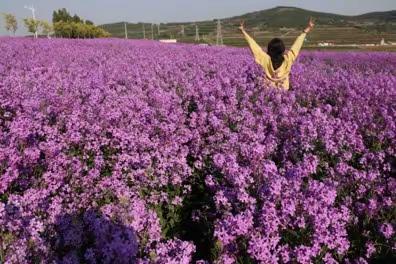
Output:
[101,6,396,50]
[102,23,396,47]
[0,38,395,263]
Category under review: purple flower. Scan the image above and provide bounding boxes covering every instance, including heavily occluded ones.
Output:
[380,223,394,239]
[0,37,394,263]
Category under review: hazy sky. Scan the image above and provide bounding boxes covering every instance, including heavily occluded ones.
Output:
[1,0,395,35]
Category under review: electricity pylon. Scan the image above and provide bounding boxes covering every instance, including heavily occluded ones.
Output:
[216,19,223,45]
[124,22,128,39]
[195,24,200,42]
[181,25,185,37]
[24,5,38,38]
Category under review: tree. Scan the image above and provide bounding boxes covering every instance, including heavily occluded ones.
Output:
[52,8,101,38]
[85,20,94,25]
[71,22,79,38]
[53,21,64,37]
[40,20,53,38]
[52,8,72,23]
[23,18,40,38]
[2,13,18,35]
[79,23,88,38]
[72,14,82,23]
[63,23,72,38]
[53,19,109,39]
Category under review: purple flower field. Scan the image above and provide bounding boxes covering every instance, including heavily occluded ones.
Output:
[0,38,395,263]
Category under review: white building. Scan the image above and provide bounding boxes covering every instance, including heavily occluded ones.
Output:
[159,39,177,43]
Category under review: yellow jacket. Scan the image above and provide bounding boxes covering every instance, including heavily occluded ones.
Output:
[242,30,307,90]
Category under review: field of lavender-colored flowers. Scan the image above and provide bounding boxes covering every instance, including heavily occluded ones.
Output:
[0,38,395,264]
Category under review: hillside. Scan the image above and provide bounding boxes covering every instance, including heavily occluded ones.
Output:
[101,6,396,47]
[224,6,347,28]
[355,10,396,21]
[226,6,396,27]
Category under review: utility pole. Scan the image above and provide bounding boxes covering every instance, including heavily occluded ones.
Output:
[142,24,146,39]
[24,5,38,38]
[124,22,128,39]
[216,19,223,45]
[195,24,200,42]
[151,23,154,40]
[157,24,160,36]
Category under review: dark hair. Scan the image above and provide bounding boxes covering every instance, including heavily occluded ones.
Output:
[267,38,285,70]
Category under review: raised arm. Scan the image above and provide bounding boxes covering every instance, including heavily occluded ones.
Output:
[239,21,269,65]
[286,17,315,63]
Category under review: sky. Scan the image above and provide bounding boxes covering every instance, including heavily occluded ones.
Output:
[1,0,395,35]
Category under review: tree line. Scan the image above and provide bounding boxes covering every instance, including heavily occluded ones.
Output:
[2,8,109,38]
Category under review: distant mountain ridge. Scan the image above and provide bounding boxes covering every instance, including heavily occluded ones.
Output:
[223,6,396,28]
[101,6,396,43]
[103,6,396,28]
[355,10,396,21]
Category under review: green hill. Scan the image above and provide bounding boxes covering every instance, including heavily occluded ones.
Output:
[100,6,396,47]
[355,10,396,22]
[225,6,347,28]
[226,6,396,27]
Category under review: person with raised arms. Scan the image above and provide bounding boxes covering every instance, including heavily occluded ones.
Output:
[240,18,315,90]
